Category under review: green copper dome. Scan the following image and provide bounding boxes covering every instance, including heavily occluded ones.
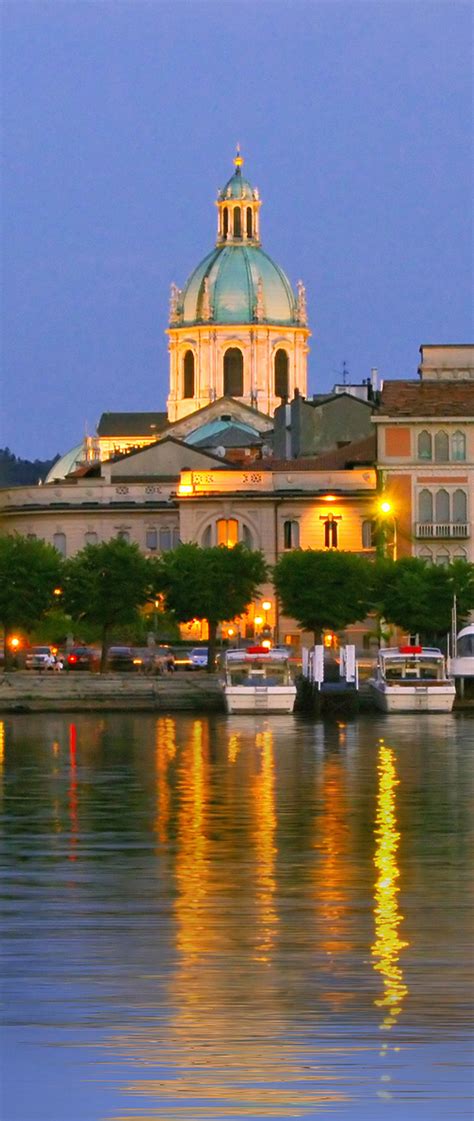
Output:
[180,244,297,326]
[218,167,255,201]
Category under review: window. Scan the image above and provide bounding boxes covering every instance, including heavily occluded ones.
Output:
[53,532,66,556]
[233,208,241,238]
[452,489,467,523]
[183,350,195,399]
[435,551,450,567]
[172,527,180,548]
[27,533,37,541]
[451,431,466,461]
[418,430,432,460]
[223,348,244,396]
[246,207,253,238]
[202,525,212,547]
[419,548,433,565]
[223,207,229,238]
[146,528,158,551]
[274,349,289,398]
[117,530,130,543]
[242,524,253,548]
[435,489,450,523]
[217,518,238,548]
[283,520,299,549]
[323,517,338,548]
[85,531,97,546]
[159,528,172,551]
[418,489,433,523]
[454,548,467,562]
[434,430,449,462]
[362,519,376,548]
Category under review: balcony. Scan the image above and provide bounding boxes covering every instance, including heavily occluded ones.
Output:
[415,522,470,539]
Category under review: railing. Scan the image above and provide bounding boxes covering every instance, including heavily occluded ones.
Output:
[415,522,470,539]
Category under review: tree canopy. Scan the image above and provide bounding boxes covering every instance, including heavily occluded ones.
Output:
[273,549,374,642]
[373,557,474,642]
[63,537,153,670]
[154,543,268,669]
[0,534,63,667]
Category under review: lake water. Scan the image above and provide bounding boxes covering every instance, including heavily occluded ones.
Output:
[1,712,472,1120]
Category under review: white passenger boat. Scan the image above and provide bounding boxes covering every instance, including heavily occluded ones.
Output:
[222,646,297,715]
[369,645,456,713]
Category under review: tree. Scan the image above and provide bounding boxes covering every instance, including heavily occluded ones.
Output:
[153,543,268,670]
[273,549,374,643]
[0,534,63,668]
[63,538,153,671]
[373,557,474,643]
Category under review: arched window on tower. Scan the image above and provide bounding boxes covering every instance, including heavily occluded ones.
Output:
[233,208,241,238]
[435,489,450,524]
[223,207,229,238]
[434,431,449,462]
[453,489,467,524]
[223,348,244,396]
[246,207,253,238]
[417,430,432,460]
[183,350,195,399]
[274,349,289,398]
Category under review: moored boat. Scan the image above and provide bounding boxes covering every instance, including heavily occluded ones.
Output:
[368,645,456,713]
[222,646,297,715]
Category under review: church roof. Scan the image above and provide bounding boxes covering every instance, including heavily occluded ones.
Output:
[180,244,297,326]
[97,412,168,437]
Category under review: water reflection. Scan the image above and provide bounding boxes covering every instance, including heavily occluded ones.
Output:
[1,713,472,1121]
[372,740,408,1032]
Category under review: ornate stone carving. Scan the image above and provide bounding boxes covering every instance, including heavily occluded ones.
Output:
[296,279,307,325]
[169,283,182,324]
[201,276,212,321]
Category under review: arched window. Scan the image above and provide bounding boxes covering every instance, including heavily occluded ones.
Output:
[362,520,376,549]
[434,430,449,462]
[453,489,467,523]
[223,207,229,238]
[159,527,172,551]
[233,208,241,238]
[323,517,338,548]
[183,350,195,399]
[85,531,97,546]
[283,520,299,549]
[435,551,450,567]
[223,348,244,396]
[274,349,289,398]
[246,207,253,238]
[146,528,158,551]
[242,524,253,548]
[117,529,130,543]
[217,518,238,548]
[454,548,467,562]
[53,532,66,556]
[419,548,433,566]
[202,525,212,547]
[435,489,450,523]
[418,489,433,523]
[418,430,432,460]
[451,431,466,461]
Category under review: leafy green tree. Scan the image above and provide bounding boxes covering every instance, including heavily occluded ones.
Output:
[63,538,153,671]
[273,549,374,643]
[0,534,62,668]
[373,557,474,643]
[154,543,268,670]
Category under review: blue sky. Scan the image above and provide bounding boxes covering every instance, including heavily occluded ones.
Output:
[2,1,473,459]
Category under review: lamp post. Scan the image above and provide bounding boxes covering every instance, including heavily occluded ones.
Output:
[378,500,398,561]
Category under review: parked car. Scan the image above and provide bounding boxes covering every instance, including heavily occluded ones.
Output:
[25,646,63,671]
[107,646,136,672]
[172,648,194,671]
[189,647,209,669]
[66,646,98,671]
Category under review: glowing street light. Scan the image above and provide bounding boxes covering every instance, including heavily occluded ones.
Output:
[378,499,398,561]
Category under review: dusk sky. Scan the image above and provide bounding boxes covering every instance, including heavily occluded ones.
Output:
[2,1,473,461]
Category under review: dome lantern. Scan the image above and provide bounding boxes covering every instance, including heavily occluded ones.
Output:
[216,146,262,245]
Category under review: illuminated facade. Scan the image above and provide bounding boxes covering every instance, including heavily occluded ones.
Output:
[166,150,310,422]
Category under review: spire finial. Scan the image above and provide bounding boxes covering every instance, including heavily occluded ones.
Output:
[233,142,243,170]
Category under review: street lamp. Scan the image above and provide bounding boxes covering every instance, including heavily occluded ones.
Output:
[378,499,398,561]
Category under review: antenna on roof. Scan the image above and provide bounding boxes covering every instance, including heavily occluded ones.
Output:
[341,360,349,386]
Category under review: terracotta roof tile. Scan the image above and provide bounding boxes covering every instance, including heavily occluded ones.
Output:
[378,380,474,417]
[261,435,376,471]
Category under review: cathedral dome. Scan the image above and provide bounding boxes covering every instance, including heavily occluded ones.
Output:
[180,244,297,326]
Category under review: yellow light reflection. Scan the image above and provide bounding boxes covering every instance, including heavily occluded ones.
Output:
[154,717,176,844]
[174,719,209,961]
[0,721,4,806]
[316,757,352,968]
[372,744,408,1030]
[253,729,277,962]
[227,732,240,764]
